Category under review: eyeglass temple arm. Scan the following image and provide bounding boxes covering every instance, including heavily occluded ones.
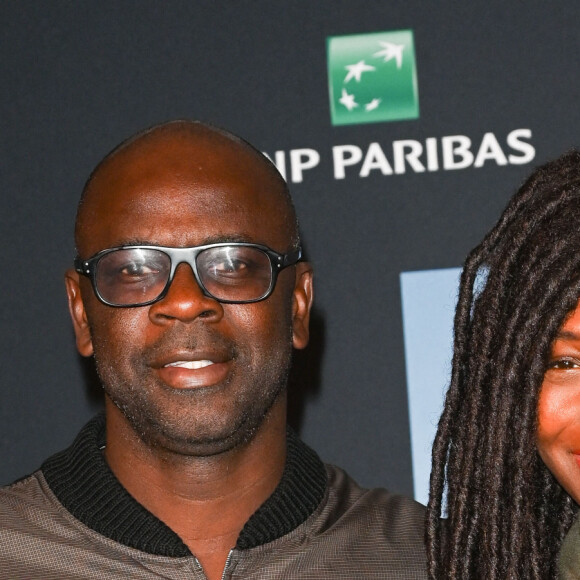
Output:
[73,256,89,275]
[280,248,302,269]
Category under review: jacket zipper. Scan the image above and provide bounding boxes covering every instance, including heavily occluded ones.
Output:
[220,549,235,580]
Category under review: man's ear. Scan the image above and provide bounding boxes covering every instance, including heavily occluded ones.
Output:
[291,262,314,350]
[64,270,94,357]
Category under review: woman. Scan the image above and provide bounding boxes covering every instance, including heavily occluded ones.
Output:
[427,150,580,579]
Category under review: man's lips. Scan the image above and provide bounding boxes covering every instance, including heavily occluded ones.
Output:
[152,351,233,389]
[164,360,215,370]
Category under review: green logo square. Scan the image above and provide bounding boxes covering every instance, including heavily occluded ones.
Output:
[327,30,419,126]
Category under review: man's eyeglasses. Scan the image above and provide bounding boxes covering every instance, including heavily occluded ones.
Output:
[74,243,302,307]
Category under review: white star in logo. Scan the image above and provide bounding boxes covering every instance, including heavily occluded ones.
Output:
[365,98,381,111]
[344,60,376,83]
[373,41,405,68]
[339,88,358,110]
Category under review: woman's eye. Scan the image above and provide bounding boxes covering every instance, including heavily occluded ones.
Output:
[547,358,580,370]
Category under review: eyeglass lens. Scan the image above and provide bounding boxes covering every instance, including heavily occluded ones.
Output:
[94,246,274,305]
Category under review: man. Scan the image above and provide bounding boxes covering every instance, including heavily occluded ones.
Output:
[0,121,426,579]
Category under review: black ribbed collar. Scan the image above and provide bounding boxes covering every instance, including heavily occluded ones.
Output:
[41,414,327,557]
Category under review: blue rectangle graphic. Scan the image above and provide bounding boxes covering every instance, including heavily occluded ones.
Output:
[400,267,460,505]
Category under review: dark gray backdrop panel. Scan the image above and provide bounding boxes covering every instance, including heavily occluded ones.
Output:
[1,1,578,496]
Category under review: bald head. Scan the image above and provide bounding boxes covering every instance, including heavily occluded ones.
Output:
[75,120,299,256]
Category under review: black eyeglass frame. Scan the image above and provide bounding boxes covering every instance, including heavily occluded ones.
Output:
[74,242,302,307]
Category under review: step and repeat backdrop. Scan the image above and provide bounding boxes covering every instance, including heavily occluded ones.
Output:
[1,1,579,502]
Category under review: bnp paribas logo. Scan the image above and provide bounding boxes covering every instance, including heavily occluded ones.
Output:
[327,30,419,126]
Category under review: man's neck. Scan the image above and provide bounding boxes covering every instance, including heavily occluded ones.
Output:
[103,400,287,580]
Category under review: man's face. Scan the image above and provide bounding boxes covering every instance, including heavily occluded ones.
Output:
[66,131,312,456]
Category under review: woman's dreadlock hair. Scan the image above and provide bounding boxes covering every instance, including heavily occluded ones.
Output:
[427,150,580,579]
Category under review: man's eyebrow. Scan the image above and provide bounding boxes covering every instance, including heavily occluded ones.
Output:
[112,234,256,248]
[200,234,256,245]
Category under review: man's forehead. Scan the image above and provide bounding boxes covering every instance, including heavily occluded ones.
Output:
[76,127,294,254]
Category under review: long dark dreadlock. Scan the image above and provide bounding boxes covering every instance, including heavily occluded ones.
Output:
[427,150,580,579]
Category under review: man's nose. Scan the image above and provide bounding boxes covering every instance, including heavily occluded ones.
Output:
[148,263,224,323]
